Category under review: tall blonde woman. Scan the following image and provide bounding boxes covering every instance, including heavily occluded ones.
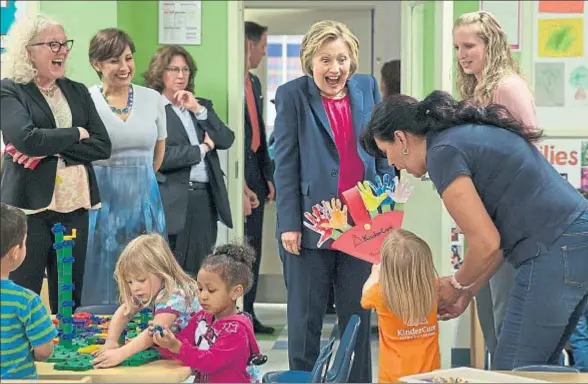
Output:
[273,20,397,382]
[453,11,537,362]
[0,14,111,313]
[82,28,167,306]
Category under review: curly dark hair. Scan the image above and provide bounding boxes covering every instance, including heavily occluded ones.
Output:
[200,242,256,292]
[143,45,197,94]
[361,90,544,159]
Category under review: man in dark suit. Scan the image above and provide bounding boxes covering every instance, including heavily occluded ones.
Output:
[157,88,235,276]
[244,21,275,334]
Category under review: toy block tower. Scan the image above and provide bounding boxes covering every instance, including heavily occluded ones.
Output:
[52,223,77,349]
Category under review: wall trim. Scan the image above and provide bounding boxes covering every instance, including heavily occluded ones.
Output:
[226,1,245,244]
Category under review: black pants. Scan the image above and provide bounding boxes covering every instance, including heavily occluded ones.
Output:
[168,185,218,277]
[281,245,372,383]
[244,166,268,318]
[10,209,89,314]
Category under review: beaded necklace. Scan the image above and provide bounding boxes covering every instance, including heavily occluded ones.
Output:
[99,84,134,115]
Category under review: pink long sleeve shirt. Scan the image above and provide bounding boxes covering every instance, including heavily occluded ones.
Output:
[158,310,261,383]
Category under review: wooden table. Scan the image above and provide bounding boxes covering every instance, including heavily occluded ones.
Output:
[503,371,588,383]
[37,360,192,383]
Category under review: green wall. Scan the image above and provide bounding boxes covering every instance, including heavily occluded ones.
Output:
[40,1,118,87]
[117,0,229,121]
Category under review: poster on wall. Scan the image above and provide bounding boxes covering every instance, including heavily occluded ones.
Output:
[158,1,201,45]
[450,223,465,272]
[480,0,522,51]
[537,138,588,190]
[533,1,588,133]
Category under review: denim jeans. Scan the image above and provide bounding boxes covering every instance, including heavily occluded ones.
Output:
[570,305,588,371]
[493,210,588,370]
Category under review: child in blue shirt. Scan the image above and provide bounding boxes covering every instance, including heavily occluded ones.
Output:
[1,203,58,379]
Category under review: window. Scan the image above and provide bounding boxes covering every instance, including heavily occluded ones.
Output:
[265,34,305,135]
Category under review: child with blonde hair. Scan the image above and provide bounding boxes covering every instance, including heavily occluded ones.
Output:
[92,233,200,368]
[361,229,440,383]
[151,243,264,383]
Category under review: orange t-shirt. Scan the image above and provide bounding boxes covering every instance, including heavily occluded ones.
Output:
[361,283,440,383]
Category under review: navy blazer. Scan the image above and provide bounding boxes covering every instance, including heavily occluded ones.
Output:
[273,74,397,250]
[157,98,235,234]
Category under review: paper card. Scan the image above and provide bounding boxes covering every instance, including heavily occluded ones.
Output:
[539,0,584,14]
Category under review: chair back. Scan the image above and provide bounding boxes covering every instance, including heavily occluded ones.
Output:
[310,338,336,382]
[513,364,580,373]
[324,315,361,383]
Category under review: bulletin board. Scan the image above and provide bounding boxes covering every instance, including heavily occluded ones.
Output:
[531,0,588,136]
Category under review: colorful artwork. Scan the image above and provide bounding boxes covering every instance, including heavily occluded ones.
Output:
[581,167,588,190]
[539,0,585,14]
[535,62,566,106]
[303,175,413,264]
[582,141,588,167]
[569,65,588,101]
[538,18,584,58]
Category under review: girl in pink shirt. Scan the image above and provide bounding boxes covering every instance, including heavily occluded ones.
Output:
[151,244,265,383]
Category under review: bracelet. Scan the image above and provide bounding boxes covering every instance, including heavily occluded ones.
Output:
[450,275,472,291]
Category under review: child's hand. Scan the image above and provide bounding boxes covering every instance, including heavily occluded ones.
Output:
[370,263,381,279]
[92,348,126,369]
[92,340,119,357]
[152,325,181,354]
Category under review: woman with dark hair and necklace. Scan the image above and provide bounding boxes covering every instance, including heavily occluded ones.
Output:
[0,14,111,313]
[81,28,168,306]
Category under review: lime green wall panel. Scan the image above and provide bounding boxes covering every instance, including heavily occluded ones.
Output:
[40,1,118,86]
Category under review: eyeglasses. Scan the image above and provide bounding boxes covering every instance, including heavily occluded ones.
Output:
[166,67,191,75]
[28,40,74,53]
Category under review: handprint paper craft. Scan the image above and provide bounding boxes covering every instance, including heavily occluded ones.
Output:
[386,176,414,211]
[357,181,387,217]
[368,174,395,211]
[322,198,351,231]
[302,173,409,263]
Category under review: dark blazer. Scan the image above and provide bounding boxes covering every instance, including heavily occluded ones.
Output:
[273,74,398,249]
[0,78,112,210]
[157,98,235,234]
[244,72,273,195]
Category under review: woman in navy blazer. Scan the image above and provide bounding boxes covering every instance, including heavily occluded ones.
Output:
[272,20,396,383]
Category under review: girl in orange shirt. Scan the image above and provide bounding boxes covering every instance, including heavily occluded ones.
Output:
[361,229,440,383]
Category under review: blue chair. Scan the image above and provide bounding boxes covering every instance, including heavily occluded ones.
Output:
[74,304,119,315]
[513,364,580,373]
[262,324,340,383]
[324,315,361,383]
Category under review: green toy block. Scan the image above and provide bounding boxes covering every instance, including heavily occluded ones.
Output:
[54,358,93,371]
[126,322,138,330]
[121,349,160,367]
[47,349,80,363]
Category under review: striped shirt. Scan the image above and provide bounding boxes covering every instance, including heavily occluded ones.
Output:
[1,279,57,379]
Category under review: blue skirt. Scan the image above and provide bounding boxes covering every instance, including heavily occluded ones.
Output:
[81,155,166,306]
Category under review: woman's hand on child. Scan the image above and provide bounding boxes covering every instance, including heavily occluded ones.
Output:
[91,348,126,369]
[437,276,473,321]
[152,324,182,354]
